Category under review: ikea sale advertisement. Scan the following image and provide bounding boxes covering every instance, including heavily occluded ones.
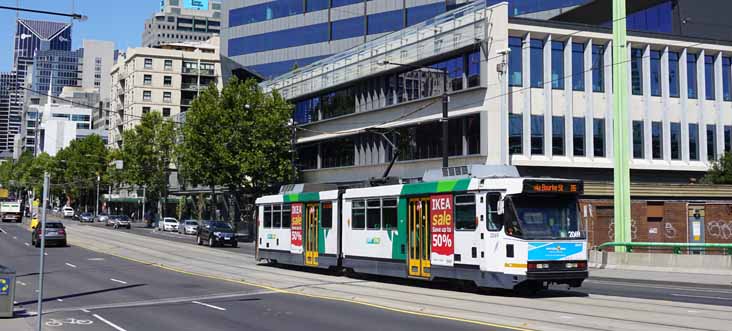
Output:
[430,194,454,266]
[290,203,303,254]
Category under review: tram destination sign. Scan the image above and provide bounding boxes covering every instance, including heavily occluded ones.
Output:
[430,194,454,267]
[524,180,583,194]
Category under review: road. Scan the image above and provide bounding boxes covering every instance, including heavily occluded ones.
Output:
[0,221,505,331]
[69,217,732,308]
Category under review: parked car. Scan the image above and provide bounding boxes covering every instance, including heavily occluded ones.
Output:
[158,217,179,232]
[178,220,199,235]
[31,221,67,247]
[111,215,131,229]
[78,212,94,223]
[197,220,237,247]
[96,213,109,223]
[62,207,74,218]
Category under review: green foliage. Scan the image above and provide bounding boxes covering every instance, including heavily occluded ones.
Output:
[179,78,293,198]
[54,135,108,201]
[120,111,177,205]
[703,152,732,184]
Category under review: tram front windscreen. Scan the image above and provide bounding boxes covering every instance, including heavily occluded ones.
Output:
[504,194,584,240]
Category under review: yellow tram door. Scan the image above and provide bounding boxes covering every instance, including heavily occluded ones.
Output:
[304,204,319,266]
[408,198,431,278]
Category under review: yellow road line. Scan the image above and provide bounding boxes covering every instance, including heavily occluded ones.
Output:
[73,242,534,331]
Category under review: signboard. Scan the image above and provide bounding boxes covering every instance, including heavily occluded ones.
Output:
[430,194,454,266]
[524,180,583,194]
[183,0,209,10]
[290,203,303,254]
[528,242,585,261]
[0,278,9,295]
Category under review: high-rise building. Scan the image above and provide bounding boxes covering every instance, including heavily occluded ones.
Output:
[30,48,84,97]
[142,0,222,47]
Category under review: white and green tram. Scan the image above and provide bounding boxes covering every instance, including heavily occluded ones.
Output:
[256,166,588,291]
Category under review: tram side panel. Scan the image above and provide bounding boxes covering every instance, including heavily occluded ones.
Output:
[317,200,340,268]
[257,202,300,265]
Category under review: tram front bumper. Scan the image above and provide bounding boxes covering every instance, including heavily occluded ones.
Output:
[525,270,588,281]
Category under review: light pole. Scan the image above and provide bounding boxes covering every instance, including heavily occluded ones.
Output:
[35,172,49,331]
[379,60,449,168]
[95,174,100,218]
[0,5,87,21]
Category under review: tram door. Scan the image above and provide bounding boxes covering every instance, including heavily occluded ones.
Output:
[304,204,319,266]
[408,198,431,278]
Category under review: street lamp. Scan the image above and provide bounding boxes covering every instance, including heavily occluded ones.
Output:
[0,6,87,21]
[378,60,450,168]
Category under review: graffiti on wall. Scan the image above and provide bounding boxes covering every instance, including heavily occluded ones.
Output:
[607,219,638,241]
[707,221,732,240]
[663,223,679,239]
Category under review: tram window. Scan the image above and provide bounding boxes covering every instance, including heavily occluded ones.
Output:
[382,198,398,230]
[272,204,282,228]
[321,202,333,228]
[282,205,291,228]
[367,199,381,230]
[486,194,502,231]
[352,200,366,229]
[263,205,272,228]
[455,195,476,231]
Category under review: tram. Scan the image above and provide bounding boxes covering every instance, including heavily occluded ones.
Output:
[255,165,588,292]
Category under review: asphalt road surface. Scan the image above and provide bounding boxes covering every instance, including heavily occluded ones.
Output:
[0,222,509,331]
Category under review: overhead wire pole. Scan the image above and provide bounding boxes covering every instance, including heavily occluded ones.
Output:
[612,0,631,250]
[35,172,49,331]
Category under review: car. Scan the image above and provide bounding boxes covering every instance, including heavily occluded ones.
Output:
[196,220,237,247]
[62,207,74,218]
[111,215,131,229]
[178,220,199,235]
[31,221,67,247]
[78,212,94,223]
[158,217,179,232]
[96,213,109,223]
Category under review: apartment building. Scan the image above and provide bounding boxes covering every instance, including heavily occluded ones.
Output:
[143,0,222,47]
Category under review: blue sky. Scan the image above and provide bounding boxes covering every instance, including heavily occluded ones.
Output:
[0,0,160,71]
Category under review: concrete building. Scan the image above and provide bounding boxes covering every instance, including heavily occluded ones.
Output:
[81,40,116,102]
[142,0,222,47]
[25,95,96,157]
[109,37,223,148]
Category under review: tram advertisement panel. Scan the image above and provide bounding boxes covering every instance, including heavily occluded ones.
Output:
[291,203,303,254]
[430,194,454,266]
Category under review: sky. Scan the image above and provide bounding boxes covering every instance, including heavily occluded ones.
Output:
[0,0,160,71]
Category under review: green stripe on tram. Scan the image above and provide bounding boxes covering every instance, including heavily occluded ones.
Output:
[400,178,471,196]
[283,192,320,203]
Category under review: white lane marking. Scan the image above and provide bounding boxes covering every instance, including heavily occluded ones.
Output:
[24,243,29,246]
[57,298,63,302]
[671,293,732,301]
[13,236,17,239]
[109,278,127,285]
[81,308,90,313]
[65,262,77,268]
[192,301,227,311]
[0,227,6,234]
[88,258,105,261]
[92,314,127,331]
[16,281,26,286]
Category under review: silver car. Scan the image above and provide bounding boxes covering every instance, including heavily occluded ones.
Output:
[178,220,199,235]
[32,221,67,247]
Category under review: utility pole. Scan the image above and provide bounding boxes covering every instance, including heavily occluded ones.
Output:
[290,119,297,182]
[35,172,49,331]
[441,67,449,169]
[612,0,631,250]
[95,174,100,217]
[142,185,146,223]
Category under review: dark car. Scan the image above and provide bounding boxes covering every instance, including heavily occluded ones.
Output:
[196,221,237,248]
[31,221,67,247]
[79,212,94,223]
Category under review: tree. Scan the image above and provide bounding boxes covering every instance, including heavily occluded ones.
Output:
[703,152,732,184]
[179,78,293,222]
[54,135,109,208]
[121,111,176,216]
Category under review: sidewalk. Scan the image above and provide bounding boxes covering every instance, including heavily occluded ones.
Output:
[589,267,732,287]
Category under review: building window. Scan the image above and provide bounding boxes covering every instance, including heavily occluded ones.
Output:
[330,16,365,40]
[551,41,564,90]
[366,10,404,35]
[143,90,151,101]
[725,125,732,154]
[163,92,172,103]
[650,50,662,97]
[669,51,680,98]
[467,51,480,88]
[572,43,585,91]
[552,116,564,156]
[633,120,644,159]
[592,44,604,93]
[530,39,544,88]
[670,122,681,160]
[723,57,732,102]
[687,53,698,99]
[321,138,354,168]
[143,74,152,85]
[573,117,585,156]
[455,195,477,231]
[164,59,173,71]
[142,106,150,114]
[163,107,171,117]
[164,76,172,86]
[531,115,544,155]
[509,37,523,87]
[509,113,522,155]
[705,55,716,100]
[652,121,663,159]
[593,118,605,157]
[306,0,329,12]
[631,48,643,95]
[689,123,699,160]
[708,124,717,161]
[144,58,153,69]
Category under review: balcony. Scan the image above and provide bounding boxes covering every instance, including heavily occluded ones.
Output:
[182,68,216,76]
[181,99,194,106]
[181,83,200,91]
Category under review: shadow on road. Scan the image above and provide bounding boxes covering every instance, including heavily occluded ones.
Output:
[16,284,146,305]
